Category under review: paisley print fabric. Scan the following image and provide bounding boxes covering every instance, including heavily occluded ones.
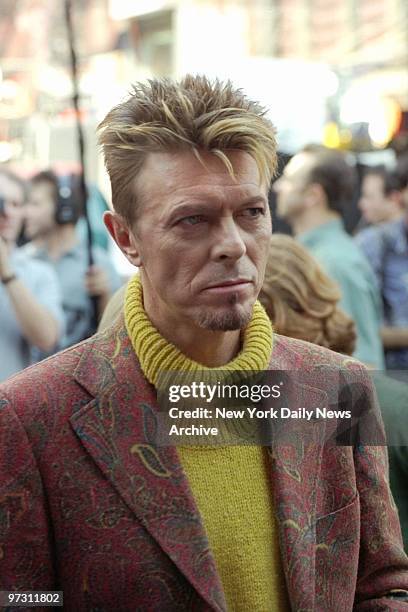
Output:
[0,317,408,611]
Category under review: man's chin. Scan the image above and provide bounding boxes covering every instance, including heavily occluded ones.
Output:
[195,304,253,332]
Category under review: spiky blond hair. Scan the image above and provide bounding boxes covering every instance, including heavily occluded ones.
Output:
[97,74,277,222]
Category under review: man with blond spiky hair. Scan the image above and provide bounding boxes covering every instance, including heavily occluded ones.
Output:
[1,76,408,610]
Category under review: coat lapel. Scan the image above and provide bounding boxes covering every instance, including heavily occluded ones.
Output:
[70,320,226,612]
[267,337,332,611]
[268,378,328,612]
[70,321,329,611]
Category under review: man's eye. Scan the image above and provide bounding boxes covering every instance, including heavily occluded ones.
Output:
[180,215,206,226]
[242,207,265,218]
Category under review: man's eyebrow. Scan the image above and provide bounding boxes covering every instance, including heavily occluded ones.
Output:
[241,195,268,206]
[165,195,268,224]
[166,203,216,221]
[171,195,267,214]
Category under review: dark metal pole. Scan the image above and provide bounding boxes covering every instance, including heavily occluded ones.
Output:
[64,0,98,333]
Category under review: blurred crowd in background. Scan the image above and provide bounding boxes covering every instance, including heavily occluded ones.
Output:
[1,0,408,383]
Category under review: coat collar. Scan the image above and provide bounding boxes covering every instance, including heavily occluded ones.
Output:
[71,317,328,611]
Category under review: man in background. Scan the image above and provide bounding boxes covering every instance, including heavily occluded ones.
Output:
[356,154,408,373]
[358,165,404,226]
[273,144,385,369]
[24,170,121,350]
[0,167,63,381]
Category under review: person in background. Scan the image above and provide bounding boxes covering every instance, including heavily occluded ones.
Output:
[99,233,408,553]
[76,183,111,251]
[0,167,63,382]
[356,154,408,373]
[259,233,408,550]
[260,234,357,354]
[97,279,125,331]
[358,165,404,226]
[24,170,122,350]
[273,144,385,369]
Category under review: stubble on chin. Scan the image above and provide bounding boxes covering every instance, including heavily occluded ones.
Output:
[195,293,253,331]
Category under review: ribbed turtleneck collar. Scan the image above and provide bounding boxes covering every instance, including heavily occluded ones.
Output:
[124,274,273,388]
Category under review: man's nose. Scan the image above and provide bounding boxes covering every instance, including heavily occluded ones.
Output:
[211,218,246,261]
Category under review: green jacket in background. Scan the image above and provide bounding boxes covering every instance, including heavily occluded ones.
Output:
[373,372,408,551]
[299,219,385,369]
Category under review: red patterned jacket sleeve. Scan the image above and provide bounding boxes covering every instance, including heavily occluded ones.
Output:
[351,367,408,610]
[0,397,56,590]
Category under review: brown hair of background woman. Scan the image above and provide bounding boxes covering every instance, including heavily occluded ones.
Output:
[259,233,356,355]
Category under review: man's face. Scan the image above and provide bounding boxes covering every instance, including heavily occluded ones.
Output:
[358,174,393,224]
[273,153,313,221]
[25,182,56,240]
[120,150,271,333]
[0,173,25,244]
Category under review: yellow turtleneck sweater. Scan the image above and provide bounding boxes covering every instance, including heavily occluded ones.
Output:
[124,275,290,611]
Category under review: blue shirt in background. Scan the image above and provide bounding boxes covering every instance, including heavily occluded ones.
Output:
[24,241,122,351]
[355,217,408,369]
[0,249,64,382]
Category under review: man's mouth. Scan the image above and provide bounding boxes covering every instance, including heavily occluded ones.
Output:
[202,279,252,294]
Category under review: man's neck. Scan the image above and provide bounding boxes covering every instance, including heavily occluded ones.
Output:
[152,314,242,367]
[181,328,242,367]
[38,225,78,260]
[292,208,340,237]
[140,272,245,367]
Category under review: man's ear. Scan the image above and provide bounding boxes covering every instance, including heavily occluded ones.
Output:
[389,189,403,208]
[305,183,325,208]
[103,211,142,267]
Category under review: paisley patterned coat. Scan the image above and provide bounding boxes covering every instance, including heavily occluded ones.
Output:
[1,317,408,611]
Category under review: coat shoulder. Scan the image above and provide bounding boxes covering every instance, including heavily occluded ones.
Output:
[1,337,88,393]
[272,333,365,372]
[0,339,91,427]
[0,321,128,422]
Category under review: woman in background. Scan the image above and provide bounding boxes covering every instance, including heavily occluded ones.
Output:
[259,234,408,551]
[260,234,356,355]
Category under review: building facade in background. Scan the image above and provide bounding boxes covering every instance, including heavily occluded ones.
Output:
[0,0,407,181]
